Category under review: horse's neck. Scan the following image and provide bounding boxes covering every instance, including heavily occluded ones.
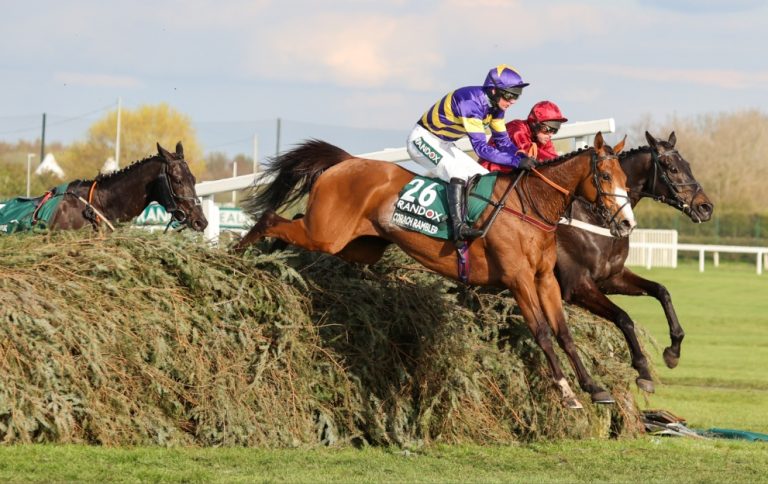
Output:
[520,152,591,219]
[620,149,652,207]
[95,160,160,222]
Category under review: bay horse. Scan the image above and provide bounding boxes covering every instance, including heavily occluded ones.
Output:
[555,131,713,393]
[48,142,207,232]
[236,132,636,409]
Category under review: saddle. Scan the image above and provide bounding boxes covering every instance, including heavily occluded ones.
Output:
[0,183,69,234]
[390,174,498,240]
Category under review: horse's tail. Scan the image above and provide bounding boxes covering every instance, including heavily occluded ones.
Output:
[242,139,352,216]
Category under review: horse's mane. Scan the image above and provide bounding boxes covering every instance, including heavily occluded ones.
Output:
[495,147,593,178]
[85,153,165,183]
[539,146,594,167]
[619,146,652,159]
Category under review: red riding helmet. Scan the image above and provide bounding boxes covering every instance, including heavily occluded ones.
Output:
[528,101,568,130]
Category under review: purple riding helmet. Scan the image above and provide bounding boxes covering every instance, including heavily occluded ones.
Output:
[483,64,529,106]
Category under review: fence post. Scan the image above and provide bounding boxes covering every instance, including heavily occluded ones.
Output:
[699,249,705,272]
[202,196,220,243]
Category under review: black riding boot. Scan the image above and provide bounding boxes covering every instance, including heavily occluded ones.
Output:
[447,178,483,241]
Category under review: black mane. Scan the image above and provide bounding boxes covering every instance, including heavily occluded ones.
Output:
[619,145,652,159]
[88,153,165,183]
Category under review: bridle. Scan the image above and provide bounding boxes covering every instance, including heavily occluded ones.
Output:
[516,151,630,231]
[637,147,703,220]
[154,158,201,230]
[471,148,634,239]
[589,151,632,234]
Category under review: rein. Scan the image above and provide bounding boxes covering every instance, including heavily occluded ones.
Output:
[473,164,570,235]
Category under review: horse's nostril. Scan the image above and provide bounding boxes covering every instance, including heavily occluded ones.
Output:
[699,203,713,215]
[193,219,208,231]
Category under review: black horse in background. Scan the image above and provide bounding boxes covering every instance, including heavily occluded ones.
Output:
[555,131,714,393]
[7,142,208,233]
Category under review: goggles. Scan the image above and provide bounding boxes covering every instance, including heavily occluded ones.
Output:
[499,90,519,101]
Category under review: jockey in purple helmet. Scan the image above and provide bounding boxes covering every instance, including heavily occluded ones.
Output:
[406,64,535,240]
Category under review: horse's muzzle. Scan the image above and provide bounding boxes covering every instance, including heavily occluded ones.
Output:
[190,217,208,232]
[611,219,636,238]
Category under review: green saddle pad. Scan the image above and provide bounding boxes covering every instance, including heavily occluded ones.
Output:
[391,174,497,239]
[0,183,69,234]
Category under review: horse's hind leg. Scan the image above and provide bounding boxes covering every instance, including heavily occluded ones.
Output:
[234,210,282,252]
[267,213,304,253]
[603,268,684,370]
[569,275,655,393]
[238,208,355,256]
[337,236,391,264]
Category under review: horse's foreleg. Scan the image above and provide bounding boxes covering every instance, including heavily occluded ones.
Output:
[603,268,683,370]
[511,278,583,409]
[538,273,614,404]
[569,275,655,393]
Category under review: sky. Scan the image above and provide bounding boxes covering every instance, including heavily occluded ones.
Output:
[1,0,767,162]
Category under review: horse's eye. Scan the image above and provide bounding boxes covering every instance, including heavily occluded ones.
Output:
[669,166,679,174]
[601,173,611,181]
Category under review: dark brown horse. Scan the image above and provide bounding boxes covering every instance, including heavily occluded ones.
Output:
[48,142,207,232]
[236,132,636,408]
[555,131,713,393]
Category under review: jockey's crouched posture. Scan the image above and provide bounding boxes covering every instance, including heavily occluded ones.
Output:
[406,64,536,241]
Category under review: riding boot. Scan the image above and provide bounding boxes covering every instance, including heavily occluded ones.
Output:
[447,177,483,241]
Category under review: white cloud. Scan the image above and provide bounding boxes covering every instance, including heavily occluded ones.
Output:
[54,71,143,88]
[637,0,765,14]
[244,12,443,90]
[573,64,768,90]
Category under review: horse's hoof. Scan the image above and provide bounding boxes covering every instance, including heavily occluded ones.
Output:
[663,347,680,369]
[636,378,655,394]
[563,397,583,409]
[590,391,615,405]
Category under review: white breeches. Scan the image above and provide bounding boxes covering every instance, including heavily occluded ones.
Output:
[406,124,488,182]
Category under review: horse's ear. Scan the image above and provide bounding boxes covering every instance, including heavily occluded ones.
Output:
[645,131,659,149]
[594,131,605,150]
[157,143,173,160]
[668,131,677,148]
[613,135,627,155]
[176,141,184,157]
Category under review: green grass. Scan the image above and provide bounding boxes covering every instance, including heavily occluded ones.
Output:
[610,260,768,433]
[2,260,767,482]
[1,439,767,483]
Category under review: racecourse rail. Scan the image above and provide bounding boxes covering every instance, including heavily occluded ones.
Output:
[5,118,766,274]
[193,118,618,240]
[631,241,768,275]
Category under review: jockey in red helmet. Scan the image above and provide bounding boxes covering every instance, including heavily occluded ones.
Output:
[480,100,568,172]
[406,65,536,240]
